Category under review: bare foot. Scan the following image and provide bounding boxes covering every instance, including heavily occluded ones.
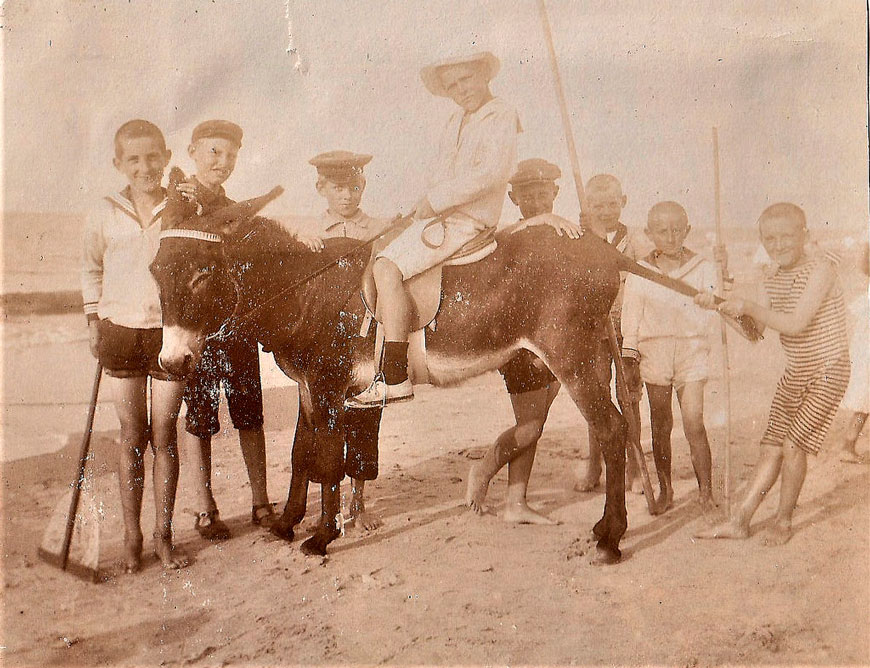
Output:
[653,486,674,514]
[465,462,491,514]
[840,450,868,465]
[574,465,601,493]
[761,523,792,547]
[122,531,143,574]
[698,494,717,515]
[348,498,382,531]
[153,532,190,570]
[502,501,558,525]
[694,518,750,540]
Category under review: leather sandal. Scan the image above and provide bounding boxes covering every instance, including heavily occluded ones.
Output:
[194,509,231,541]
[251,503,277,528]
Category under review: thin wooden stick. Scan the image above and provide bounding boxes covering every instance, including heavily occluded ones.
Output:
[712,127,733,513]
[537,0,659,515]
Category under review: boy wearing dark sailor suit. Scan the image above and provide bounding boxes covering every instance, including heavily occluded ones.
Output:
[175,120,276,541]
[466,158,580,523]
[292,150,391,530]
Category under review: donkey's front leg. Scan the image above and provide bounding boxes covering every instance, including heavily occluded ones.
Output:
[271,403,315,542]
[300,483,342,556]
[299,388,346,556]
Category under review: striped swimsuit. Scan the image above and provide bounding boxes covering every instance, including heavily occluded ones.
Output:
[761,254,850,454]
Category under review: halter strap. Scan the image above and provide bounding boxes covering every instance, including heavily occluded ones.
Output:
[160,229,222,243]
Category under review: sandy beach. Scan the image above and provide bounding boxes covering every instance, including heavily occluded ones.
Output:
[2,270,868,665]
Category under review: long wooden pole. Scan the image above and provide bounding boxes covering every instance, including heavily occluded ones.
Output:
[537,0,659,515]
[712,127,732,512]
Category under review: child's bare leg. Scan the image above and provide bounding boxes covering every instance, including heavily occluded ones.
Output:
[646,383,675,511]
[467,386,551,514]
[112,376,148,573]
[840,411,868,463]
[349,478,381,530]
[238,427,270,509]
[188,433,218,513]
[676,381,715,512]
[624,400,644,494]
[696,444,784,539]
[150,378,188,569]
[762,438,806,546]
[502,385,557,524]
[576,428,602,492]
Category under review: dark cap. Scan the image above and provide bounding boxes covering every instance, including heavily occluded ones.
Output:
[309,150,372,184]
[191,120,243,147]
[509,158,561,188]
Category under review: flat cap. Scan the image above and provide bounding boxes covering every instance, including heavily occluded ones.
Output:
[309,150,372,184]
[191,120,243,147]
[420,51,500,98]
[509,158,562,187]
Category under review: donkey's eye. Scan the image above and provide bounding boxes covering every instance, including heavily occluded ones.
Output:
[190,267,213,290]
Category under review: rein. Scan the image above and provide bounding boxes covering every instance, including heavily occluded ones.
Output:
[162,213,413,341]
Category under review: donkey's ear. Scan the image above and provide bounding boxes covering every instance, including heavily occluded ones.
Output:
[162,166,194,230]
[201,186,285,238]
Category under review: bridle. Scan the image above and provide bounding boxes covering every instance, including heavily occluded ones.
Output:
[158,213,412,341]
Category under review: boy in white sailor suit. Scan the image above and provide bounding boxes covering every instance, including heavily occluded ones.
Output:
[347,50,521,408]
[621,201,717,514]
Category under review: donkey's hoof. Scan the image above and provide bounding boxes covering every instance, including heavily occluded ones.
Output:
[591,543,622,566]
[269,520,296,542]
[300,535,328,556]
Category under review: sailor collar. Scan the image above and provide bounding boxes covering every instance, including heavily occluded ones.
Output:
[105,186,167,227]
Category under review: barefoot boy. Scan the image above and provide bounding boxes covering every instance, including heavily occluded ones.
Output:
[178,120,274,540]
[696,203,850,545]
[575,174,644,494]
[82,119,188,572]
[621,201,716,513]
[465,158,579,524]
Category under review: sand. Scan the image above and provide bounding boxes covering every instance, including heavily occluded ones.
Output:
[2,303,869,666]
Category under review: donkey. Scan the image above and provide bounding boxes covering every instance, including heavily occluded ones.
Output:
[151,181,629,564]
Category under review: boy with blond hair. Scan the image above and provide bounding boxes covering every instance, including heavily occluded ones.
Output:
[621,201,716,513]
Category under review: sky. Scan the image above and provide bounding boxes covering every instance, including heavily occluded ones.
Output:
[2,0,868,240]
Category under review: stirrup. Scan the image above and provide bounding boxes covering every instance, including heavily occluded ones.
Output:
[344,374,413,409]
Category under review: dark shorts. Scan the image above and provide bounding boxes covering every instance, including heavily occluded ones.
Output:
[183,336,264,438]
[498,349,557,395]
[97,320,176,381]
[343,407,382,481]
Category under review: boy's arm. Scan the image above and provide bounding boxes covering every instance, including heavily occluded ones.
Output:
[724,259,836,336]
[81,207,106,356]
[424,107,518,217]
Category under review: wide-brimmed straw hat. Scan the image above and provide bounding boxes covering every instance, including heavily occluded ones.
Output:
[420,51,500,97]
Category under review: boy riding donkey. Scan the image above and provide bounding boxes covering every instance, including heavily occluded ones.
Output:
[345,51,521,408]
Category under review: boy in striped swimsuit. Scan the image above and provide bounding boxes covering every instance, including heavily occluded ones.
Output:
[695,203,849,546]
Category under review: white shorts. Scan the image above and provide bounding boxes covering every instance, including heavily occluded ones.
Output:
[376,215,480,280]
[638,337,709,388]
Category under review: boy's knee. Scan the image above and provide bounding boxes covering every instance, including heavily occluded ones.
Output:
[683,420,708,443]
[373,257,402,284]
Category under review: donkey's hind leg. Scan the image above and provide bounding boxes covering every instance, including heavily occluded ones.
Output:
[561,370,628,564]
